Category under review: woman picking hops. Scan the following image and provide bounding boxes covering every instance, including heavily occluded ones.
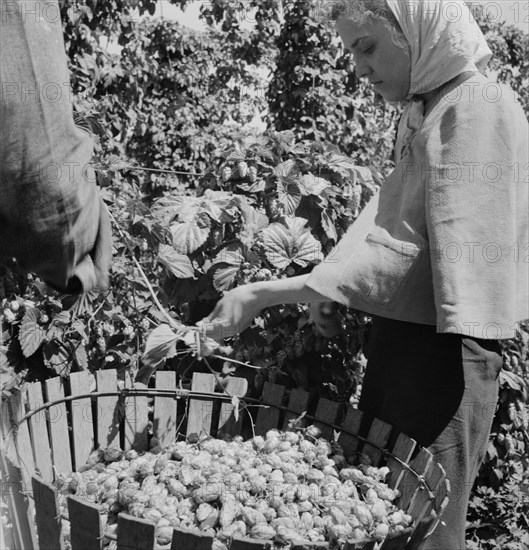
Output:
[197,1,529,548]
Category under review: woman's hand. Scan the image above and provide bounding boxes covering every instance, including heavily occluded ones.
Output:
[308,302,344,338]
[196,274,336,341]
[196,284,267,342]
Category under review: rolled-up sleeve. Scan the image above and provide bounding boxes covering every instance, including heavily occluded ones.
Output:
[0,0,106,291]
[424,89,529,338]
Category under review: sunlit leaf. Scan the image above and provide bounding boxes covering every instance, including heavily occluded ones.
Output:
[199,190,238,223]
[260,217,322,269]
[158,245,195,279]
[321,210,338,241]
[273,159,296,178]
[171,216,211,254]
[237,180,266,193]
[300,174,329,196]
[353,166,376,189]
[211,265,240,292]
[210,248,245,292]
[53,311,71,326]
[237,198,269,244]
[151,196,187,225]
[325,153,358,177]
[499,370,525,392]
[138,324,181,383]
[19,309,46,358]
[177,202,202,223]
[143,324,180,363]
[277,179,302,216]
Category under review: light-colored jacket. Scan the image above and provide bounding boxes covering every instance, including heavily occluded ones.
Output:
[306,74,529,340]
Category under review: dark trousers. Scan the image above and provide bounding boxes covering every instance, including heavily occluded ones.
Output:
[359,316,502,550]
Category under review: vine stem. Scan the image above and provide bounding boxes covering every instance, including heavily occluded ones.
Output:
[87,292,111,325]
[211,354,264,370]
[108,209,265,377]
[127,166,204,177]
[108,211,181,332]
[97,162,204,177]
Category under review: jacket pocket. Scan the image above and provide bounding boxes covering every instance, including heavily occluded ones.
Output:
[338,229,422,307]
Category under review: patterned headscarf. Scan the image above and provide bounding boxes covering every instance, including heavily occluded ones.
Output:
[385,0,492,161]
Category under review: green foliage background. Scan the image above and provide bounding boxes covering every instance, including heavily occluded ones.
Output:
[1,1,528,547]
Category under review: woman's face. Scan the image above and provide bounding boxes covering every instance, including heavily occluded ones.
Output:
[336,17,411,102]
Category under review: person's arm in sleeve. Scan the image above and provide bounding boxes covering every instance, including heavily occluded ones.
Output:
[0,0,111,293]
[424,90,529,339]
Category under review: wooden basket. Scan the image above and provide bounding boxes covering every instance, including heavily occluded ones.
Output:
[0,370,449,550]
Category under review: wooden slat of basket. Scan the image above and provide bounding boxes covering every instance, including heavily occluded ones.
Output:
[187,373,216,438]
[0,516,6,549]
[283,388,310,430]
[68,495,103,550]
[404,510,439,550]
[45,377,73,476]
[313,398,341,442]
[123,373,149,451]
[384,433,416,491]
[337,406,363,458]
[379,527,413,549]
[32,476,64,550]
[10,389,39,550]
[117,513,155,550]
[0,454,26,550]
[361,418,393,467]
[406,461,445,525]
[217,377,248,438]
[1,399,35,550]
[397,448,433,517]
[1,398,16,461]
[404,461,433,524]
[69,372,95,469]
[434,477,450,514]
[96,370,120,449]
[10,390,35,480]
[231,535,273,549]
[170,526,213,549]
[413,475,449,547]
[27,382,53,479]
[154,371,178,447]
[254,383,285,436]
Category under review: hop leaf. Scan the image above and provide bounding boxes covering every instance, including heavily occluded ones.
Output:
[209,248,245,292]
[158,245,195,279]
[321,210,337,241]
[171,214,211,254]
[19,308,46,357]
[277,179,302,216]
[260,217,322,269]
[300,174,330,196]
[137,324,181,383]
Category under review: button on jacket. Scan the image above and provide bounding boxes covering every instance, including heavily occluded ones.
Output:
[306,73,529,340]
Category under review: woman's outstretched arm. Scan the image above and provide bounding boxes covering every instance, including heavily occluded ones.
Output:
[197,274,333,341]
